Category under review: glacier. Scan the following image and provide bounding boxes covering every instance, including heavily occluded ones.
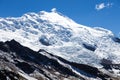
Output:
[0,9,120,69]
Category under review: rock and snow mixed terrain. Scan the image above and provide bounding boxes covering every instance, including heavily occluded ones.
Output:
[0,9,120,79]
[0,40,119,80]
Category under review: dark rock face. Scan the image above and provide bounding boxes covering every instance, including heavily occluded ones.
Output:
[101,59,113,69]
[0,40,119,80]
[0,42,10,52]
[15,61,35,74]
[101,58,120,70]
[83,43,96,51]
[0,70,26,80]
[112,37,120,43]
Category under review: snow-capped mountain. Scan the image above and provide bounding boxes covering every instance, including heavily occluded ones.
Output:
[0,9,120,73]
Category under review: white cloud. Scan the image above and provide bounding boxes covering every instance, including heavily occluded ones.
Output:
[96,3,105,10]
[106,3,113,7]
[95,3,113,11]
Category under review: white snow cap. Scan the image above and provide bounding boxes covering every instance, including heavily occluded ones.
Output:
[51,8,57,12]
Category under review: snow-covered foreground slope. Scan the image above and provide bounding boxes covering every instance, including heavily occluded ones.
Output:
[0,9,120,69]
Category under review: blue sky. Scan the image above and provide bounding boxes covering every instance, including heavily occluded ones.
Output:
[0,0,120,35]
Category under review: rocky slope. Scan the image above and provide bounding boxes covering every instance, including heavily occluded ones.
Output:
[0,40,120,80]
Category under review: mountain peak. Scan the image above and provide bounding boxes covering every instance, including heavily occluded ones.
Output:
[0,10,120,74]
[51,8,57,12]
